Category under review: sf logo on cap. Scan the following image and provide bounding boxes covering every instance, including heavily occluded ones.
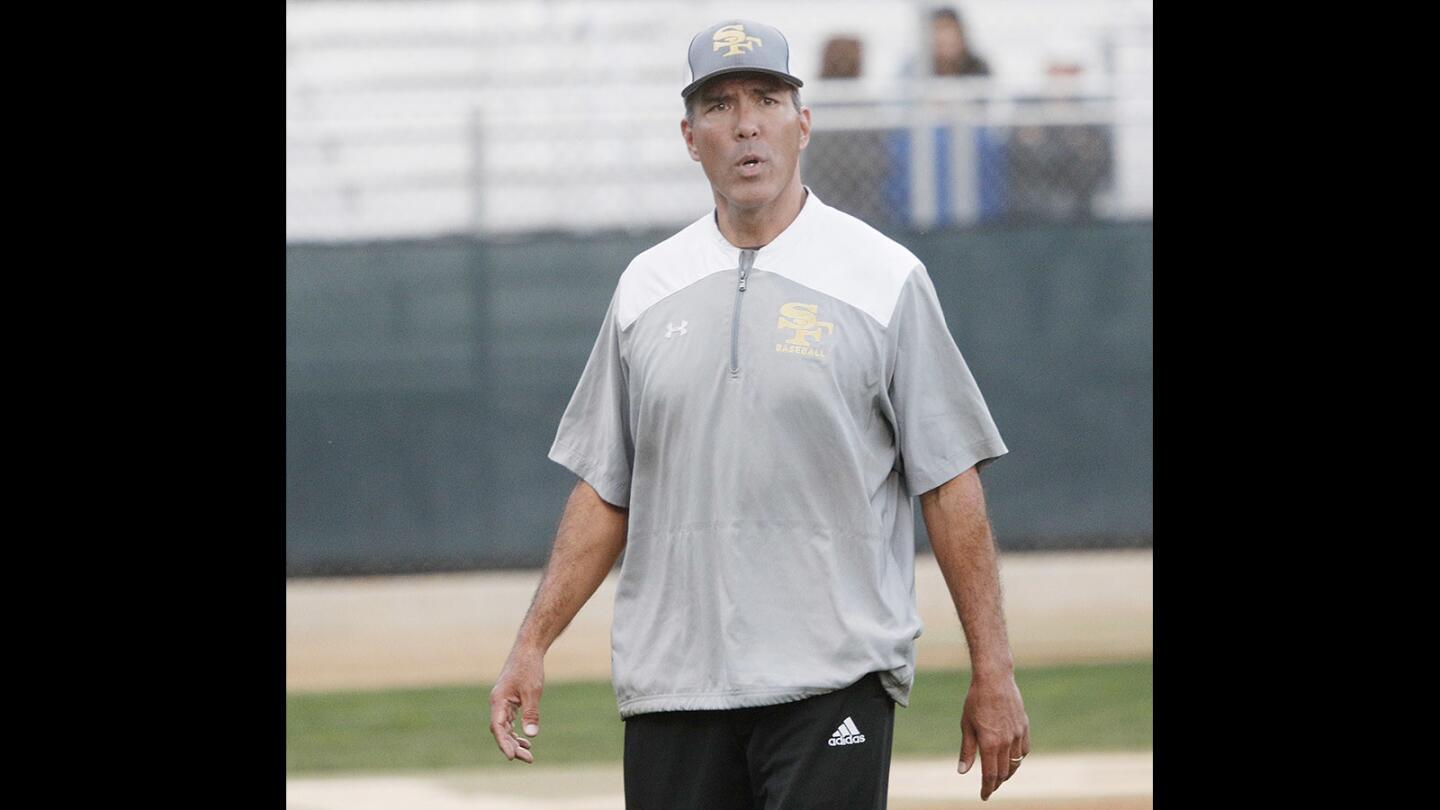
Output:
[713,24,762,57]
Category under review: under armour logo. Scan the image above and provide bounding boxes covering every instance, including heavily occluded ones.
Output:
[665,321,688,338]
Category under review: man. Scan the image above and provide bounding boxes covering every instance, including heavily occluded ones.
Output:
[490,19,1029,807]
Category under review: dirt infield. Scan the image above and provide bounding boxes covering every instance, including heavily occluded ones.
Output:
[287,549,1152,692]
[284,752,1152,809]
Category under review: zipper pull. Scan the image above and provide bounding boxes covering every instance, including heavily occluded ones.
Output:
[738,249,755,291]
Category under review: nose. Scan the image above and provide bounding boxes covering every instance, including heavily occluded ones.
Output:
[734,100,760,139]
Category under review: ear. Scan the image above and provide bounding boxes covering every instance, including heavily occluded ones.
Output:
[680,118,701,162]
[797,107,812,151]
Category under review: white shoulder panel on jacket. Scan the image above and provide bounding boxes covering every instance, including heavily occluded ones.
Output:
[614,214,733,331]
[756,201,922,328]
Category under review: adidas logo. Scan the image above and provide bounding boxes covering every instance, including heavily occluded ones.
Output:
[828,716,866,746]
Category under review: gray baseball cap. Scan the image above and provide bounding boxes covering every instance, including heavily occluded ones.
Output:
[682,19,804,99]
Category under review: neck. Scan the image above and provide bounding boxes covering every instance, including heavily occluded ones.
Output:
[714,179,808,249]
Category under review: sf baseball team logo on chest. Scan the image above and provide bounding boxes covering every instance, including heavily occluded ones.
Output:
[713,24,762,57]
[776,302,835,359]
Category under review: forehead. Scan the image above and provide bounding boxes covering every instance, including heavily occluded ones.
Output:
[697,73,789,100]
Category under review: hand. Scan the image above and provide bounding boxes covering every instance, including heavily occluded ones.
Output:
[489,647,545,764]
[957,671,1030,801]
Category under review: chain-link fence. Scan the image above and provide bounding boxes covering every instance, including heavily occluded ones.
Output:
[801,81,1136,228]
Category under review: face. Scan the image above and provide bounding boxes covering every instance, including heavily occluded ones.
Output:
[681,74,811,212]
[933,18,967,62]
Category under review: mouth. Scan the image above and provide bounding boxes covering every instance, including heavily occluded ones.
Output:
[735,154,767,176]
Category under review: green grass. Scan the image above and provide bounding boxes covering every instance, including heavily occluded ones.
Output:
[286,660,1151,774]
[893,660,1152,757]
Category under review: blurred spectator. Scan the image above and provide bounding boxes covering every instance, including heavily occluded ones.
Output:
[898,6,992,80]
[1002,62,1114,221]
[803,35,900,227]
[888,7,999,227]
[821,36,863,79]
[931,7,990,77]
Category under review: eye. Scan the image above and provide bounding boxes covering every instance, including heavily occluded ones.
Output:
[762,96,777,105]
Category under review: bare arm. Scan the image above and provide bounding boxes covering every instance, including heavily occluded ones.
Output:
[920,466,1030,800]
[513,479,628,652]
[921,466,1013,677]
[488,478,628,763]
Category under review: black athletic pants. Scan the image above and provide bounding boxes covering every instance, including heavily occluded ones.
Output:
[622,672,895,809]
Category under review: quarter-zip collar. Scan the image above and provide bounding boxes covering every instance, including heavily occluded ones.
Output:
[707,186,822,266]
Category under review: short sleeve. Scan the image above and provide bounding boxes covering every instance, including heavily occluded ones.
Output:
[887,264,1008,497]
[547,290,634,507]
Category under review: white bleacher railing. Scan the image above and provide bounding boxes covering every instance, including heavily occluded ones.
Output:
[287,0,1152,242]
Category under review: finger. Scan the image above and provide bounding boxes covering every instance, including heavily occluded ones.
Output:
[521,691,542,738]
[1009,722,1031,781]
[515,735,535,763]
[957,723,978,775]
[1005,740,1023,782]
[490,722,514,759]
[489,712,513,758]
[981,740,1003,800]
[489,696,518,759]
